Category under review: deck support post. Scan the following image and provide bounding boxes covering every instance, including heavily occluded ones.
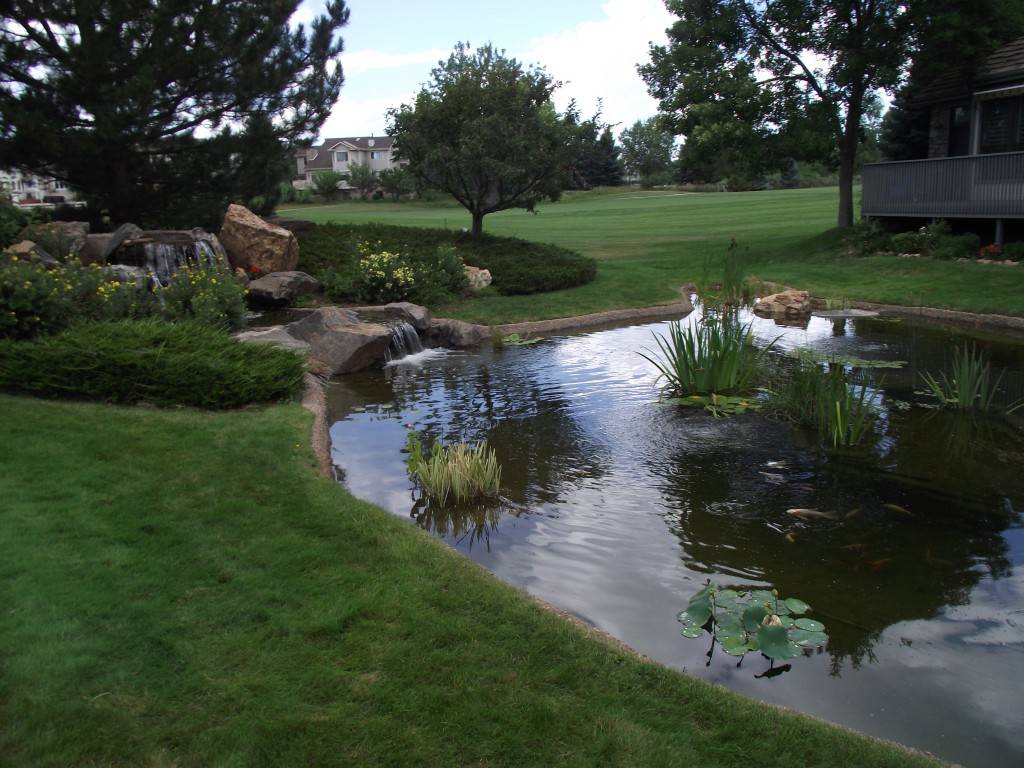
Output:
[995,219,1005,246]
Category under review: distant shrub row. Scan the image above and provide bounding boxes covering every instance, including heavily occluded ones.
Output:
[0,320,304,408]
[297,223,596,303]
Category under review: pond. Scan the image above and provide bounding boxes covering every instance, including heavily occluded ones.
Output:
[326,306,1024,767]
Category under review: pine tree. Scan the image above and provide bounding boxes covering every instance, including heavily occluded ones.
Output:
[0,1,349,228]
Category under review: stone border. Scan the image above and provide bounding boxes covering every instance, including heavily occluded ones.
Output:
[495,295,694,337]
[301,372,333,479]
[850,300,1024,334]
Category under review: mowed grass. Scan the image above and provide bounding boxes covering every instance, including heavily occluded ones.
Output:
[278,187,1024,324]
[0,395,935,767]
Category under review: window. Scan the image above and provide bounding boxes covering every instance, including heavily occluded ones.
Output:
[979,96,1024,154]
[370,151,383,160]
[948,105,971,156]
[335,151,348,162]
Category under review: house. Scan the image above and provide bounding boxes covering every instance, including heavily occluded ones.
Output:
[862,37,1024,242]
[293,136,402,194]
[0,168,81,207]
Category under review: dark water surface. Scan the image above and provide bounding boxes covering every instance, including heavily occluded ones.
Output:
[327,308,1024,767]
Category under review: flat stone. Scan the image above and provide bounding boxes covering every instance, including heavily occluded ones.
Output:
[424,318,490,348]
[811,309,880,319]
[352,301,432,331]
[5,240,59,267]
[247,271,321,306]
[235,325,311,356]
[286,306,392,375]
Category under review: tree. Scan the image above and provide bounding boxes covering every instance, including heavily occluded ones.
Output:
[0,1,349,228]
[378,167,415,200]
[348,162,378,199]
[312,171,344,201]
[640,0,910,227]
[564,103,623,189]
[619,118,674,186]
[388,43,572,238]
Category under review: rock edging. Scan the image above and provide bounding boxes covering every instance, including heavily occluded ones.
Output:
[495,294,694,337]
[301,372,332,479]
[850,301,1024,334]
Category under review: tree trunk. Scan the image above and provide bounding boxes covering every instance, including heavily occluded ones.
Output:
[471,210,484,239]
[836,91,864,229]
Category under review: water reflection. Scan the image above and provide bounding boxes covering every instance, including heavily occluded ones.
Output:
[327,311,1024,766]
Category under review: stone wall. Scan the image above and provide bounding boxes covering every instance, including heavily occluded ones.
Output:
[928,106,949,158]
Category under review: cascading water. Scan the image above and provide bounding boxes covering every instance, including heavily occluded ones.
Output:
[116,229,229,285]
[384,321,424,363]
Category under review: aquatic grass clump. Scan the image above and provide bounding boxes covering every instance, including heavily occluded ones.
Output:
[766,354,877,447]
[639,313,769,398]
[919,344,1022,414]
[406,430,501,507]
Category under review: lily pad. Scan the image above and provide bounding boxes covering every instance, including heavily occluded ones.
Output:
[758,624,801,660]
[784,598,811,615]
[721,635,751,656]
[794,618,825,632]
[681,626,704,639]
[742,604,768,632]
[790,629,828,649]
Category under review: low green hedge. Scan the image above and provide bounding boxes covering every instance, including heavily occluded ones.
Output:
[0,320,305,408]
[298,223,596,300]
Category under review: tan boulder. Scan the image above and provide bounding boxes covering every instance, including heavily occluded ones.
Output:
[753,289,812,318]
[464,265,493,291]
[218,203,299,274]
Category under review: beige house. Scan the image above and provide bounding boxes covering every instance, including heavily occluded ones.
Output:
[0,168,81,207]
[293,136,402,194]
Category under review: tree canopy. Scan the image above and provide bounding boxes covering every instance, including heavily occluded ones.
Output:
[388,43,572,238]
[641,0,909,227]
[564,103,623,189]
[0,1,349,228]
[619,117,675,187]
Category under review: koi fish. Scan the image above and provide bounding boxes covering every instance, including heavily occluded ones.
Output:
[862,558,892,572]
[785,532,798,544]
[884,503,914,517]
[786,508,839,521]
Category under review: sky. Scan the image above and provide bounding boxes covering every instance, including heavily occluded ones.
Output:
[292,0,676,140]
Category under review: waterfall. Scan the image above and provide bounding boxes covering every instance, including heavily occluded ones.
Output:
[384,321,424,363]
[116,229,228,285]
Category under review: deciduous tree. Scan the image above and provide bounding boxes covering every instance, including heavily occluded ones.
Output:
[641,0,909,227]
[312,171,344,201]
[388,43,572,238]
[378,167,415,200]
[619,118,675,187]
[0,1,349,228]
[348,162,379,199]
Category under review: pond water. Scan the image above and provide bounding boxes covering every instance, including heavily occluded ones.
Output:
[326,307,1024,767]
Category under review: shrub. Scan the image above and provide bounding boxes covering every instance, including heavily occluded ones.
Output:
[354,245,417,303]
[891,231,925,254]
[1003,241,1024,262]
[160,266,247,329]
[844,219,892,256]
[0,320,304,408]
[296,223,595,300]
[0,199,37,247]
[311,171,344,201]
[930,233,980,260]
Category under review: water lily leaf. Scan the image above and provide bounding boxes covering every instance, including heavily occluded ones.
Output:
[758,624,801,660]
[716,589,740,603]
[681,626,704,639]
[677,610,708,628]
[779,616,796,628]
[784,598,811,615]
[748,590,775,607]
[721,635,750,656]
[742,604,768,632]
[681,598,712,628]
[790,629,828,649]
[794,618,825,632]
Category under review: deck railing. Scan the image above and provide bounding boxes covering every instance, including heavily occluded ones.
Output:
[861,151,1024,219]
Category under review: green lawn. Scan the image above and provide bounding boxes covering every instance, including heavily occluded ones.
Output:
[278,187,1024,324]
[0,395,934,767]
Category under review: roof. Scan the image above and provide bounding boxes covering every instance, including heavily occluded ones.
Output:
[299,136,396,172]
[916,36,1024,105]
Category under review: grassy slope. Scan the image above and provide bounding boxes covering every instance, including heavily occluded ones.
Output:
[278,188,1024,324]
[0,395,933,767]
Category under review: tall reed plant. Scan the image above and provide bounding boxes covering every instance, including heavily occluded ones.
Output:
[640,314,769,396]
[919,344,1022,414]
[766,354,877,448]
[406,430,502,507]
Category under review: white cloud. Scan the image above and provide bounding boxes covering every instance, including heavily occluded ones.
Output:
[318,93,410,139]
[517,0,673,129]
[342,48,447,75]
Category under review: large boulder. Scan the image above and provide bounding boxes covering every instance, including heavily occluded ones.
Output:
[219,204,299,274]
[79,223,145,265]
[247,271,321,306]
[286,306,392,375]
[5,240,59,268]
[424,318,490,349]
[753,289,812,319]
[235,326,312,356]
[17,221,89,259]
[352,301,432,332]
